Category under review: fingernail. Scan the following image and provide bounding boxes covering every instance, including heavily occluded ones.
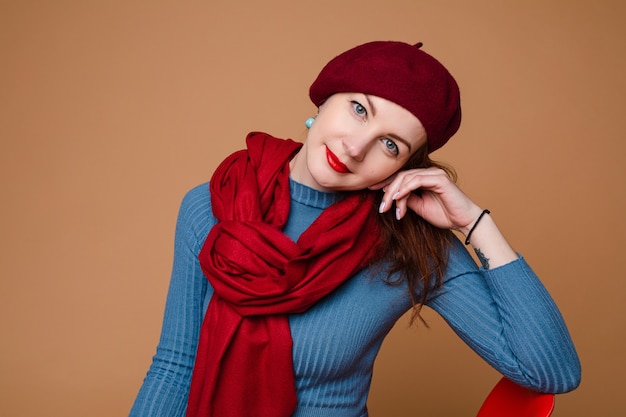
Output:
[392,191,400,200]
[396,208,401,220]
[379,201,386,213]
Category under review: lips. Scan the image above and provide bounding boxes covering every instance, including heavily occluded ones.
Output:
[326,146,351,173]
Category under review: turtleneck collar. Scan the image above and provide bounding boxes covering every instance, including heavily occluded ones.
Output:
[289,178,346,210]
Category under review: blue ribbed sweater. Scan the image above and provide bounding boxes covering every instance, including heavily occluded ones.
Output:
[129,179,581,417]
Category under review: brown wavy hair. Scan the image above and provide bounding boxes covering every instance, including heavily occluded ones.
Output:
[372,145,458,325]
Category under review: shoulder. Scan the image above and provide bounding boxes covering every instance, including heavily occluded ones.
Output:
[175,182,216,247]
[180,182,211,211]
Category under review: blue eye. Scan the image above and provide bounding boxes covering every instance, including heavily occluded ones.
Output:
[382,138,399,156]
[352,101,367,116]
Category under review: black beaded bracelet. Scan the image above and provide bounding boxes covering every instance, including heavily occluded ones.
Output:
[464,209,491,245]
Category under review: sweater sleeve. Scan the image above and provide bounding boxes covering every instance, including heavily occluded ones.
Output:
[426,239,581,393]
[129,184,215,417]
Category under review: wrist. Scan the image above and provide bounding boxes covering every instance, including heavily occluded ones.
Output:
[463,209,491,245]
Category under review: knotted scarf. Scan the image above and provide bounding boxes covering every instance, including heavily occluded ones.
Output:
[186,132,380,417]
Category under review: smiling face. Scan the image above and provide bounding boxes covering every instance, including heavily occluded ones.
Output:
[290,93,427,192]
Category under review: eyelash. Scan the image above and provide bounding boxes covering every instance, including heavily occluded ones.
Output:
[352,101,367,117]
[382,138,399,156]
[351,100,400,156]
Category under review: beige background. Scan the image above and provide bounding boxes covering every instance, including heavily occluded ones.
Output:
[1,0,625,416]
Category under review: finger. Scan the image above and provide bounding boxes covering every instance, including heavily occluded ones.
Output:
[391,172,448,201]
[377,173,415,214]
[394,194,409,220]
[379,169,449,214]
[405,192,429,218]
[394,181,425,220]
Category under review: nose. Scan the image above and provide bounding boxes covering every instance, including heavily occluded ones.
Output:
[342,136,370,162]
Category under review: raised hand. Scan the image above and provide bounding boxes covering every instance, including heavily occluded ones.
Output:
[370,167,482,233]
[369,167,518,269]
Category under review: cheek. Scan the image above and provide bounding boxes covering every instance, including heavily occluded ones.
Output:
[363,162,401,183]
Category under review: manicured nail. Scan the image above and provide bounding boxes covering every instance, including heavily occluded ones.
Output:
[379,201,386,213]
[396,208,401,220]
[392,191,400,200]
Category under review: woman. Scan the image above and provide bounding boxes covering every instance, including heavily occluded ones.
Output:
[130,41,581,417]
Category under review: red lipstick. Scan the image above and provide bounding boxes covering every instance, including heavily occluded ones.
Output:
[326,146,351,173]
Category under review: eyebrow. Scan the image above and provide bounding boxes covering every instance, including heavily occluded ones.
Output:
[365,94,413,153]
[388,133,412,152]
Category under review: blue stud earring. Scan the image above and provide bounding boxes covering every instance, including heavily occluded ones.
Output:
[305,117,315,129]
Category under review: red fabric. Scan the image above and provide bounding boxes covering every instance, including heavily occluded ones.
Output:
[186,132,380,417]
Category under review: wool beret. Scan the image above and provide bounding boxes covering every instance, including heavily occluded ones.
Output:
[309,41,461,153]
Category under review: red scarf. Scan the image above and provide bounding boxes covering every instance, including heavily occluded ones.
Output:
[186,132,380,417]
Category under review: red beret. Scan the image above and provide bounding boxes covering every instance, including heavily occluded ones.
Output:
[309,41,461,153]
